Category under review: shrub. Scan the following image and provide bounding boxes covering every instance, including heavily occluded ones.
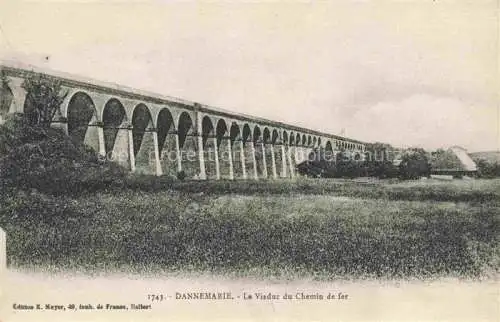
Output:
[0,115,126,194]
[177,170,187,181]
[398,148,431,180]
[476,159,500,178]
[365,161,399,179]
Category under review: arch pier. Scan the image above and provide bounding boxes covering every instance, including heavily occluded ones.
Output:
[0,63,366,180]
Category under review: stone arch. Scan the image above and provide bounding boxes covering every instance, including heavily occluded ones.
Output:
[157,108,175,154]
[66,92,98,145]
[272,129,285,177]
[131,103,153,155]
[242,123,254,178]
[325,140,334,162]
[23,91,39,125]
[215,118,228,147]
[230,122,243,178]
[177,111,198,178]
[201,115,217,179]
[302,134,307,146]
[132,103,156,174]
[230,122,241,143]
[308,135,312,147]
[253,125,266,178]
[202,115,215,148]
[282,130,294,178]
[157,108,176,177]
[102,98,127,154]
[0,82,13,121]
[242,123,252,143]
[288,132,297,174]
[216,118,232,178]
[271,129,279,144]
[294,133,305,165]
[263,128,274,178]
[263,127,271,144]
[178,112,194,148]
[253,125,262,143]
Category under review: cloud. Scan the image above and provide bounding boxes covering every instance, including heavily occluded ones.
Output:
[1,2,497,152]
[346,94,497,152]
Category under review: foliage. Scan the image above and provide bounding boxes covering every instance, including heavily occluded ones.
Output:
[0,72,13,119]
[21,73,68,127]
[365,142,396,161]
[363,161,399,178]
[177,170,187,181]
[1,180,498,279]
[0,115,126,194]
[430,148,464,170]
[398,148,431,180]
[297,149,399,179]
[476,159,500,178]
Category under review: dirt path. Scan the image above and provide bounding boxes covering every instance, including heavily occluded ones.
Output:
[1,269,498,322]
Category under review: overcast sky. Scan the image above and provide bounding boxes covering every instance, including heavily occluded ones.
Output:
[1,1,498,152]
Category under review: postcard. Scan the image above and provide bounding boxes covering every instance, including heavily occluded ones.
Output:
[0,1,498,321]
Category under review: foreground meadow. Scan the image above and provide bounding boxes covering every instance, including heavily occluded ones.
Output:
[1,178,498,280]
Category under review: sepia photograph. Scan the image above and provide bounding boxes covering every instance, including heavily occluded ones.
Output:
[0,1,498,321]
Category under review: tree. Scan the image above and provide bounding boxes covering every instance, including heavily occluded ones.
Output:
[476,159,500,178]
[365,142,394,162]
[296,148,328,178]
[399,148,431,179]
[21,73,67,128]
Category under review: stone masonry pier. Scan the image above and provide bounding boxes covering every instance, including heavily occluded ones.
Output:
[0,61,366,180]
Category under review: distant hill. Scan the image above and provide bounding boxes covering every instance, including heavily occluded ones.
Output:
[470,151,500,163]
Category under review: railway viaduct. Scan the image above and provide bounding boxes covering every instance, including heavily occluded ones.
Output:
[0,62,366,180]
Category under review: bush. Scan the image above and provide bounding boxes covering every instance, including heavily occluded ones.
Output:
[365,161,399,179]
[177,170,187,181]
[297,157,399,179]
[476,159,500,178]
[0,115,126,194]
[398,149,431,180]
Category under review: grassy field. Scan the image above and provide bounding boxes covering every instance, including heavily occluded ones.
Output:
[0,177,499,280]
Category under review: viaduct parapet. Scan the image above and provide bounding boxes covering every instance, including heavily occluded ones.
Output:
[0,61,366,180]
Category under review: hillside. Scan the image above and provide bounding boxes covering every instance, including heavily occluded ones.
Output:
[0,114,126,193]
[470,151,500,163]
